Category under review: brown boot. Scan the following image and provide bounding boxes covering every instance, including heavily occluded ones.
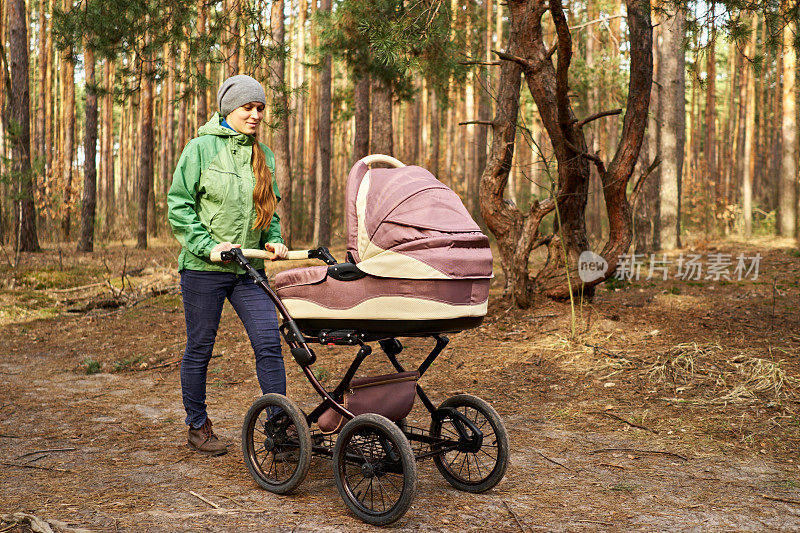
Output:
[187,419,228,456]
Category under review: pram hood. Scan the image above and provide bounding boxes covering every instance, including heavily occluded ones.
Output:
[345,157,493,280]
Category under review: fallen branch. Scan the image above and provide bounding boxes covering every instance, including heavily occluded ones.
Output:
[151,353,220,370]
[190,490,219,509]
[602,412,658,434]
[598,462,628,469]
[1,461,71,473]
[15,448,77,460]
[47,281,106,293]
[502,499,528,532]
[761,494,800,505]
[538,450,575,471]
[590,448,688,461]
[576,520,615,526]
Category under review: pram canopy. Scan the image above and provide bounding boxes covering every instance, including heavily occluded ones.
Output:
[275,156,493,334]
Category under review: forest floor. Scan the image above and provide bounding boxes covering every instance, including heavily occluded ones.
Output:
[1,235,800,532]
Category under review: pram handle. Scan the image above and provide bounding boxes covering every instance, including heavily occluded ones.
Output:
[360,154,406,168]
[210,248,311,262]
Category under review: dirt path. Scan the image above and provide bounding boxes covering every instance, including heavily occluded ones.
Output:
[2,238,800,531]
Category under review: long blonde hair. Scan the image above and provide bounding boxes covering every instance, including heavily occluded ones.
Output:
[251,135,277,229]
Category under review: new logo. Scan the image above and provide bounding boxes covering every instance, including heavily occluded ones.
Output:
[578,250,608,283]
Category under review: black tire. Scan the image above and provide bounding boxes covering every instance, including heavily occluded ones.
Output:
[241,393,312,494]
[430,394,509,493]
[333,413,417,525]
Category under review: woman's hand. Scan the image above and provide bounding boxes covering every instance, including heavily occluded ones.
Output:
[210,242,241,262]
[265,242,288,260]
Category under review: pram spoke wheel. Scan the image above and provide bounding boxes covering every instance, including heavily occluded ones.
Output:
[333,413,417,525]
[430,394,509,493]
[241,393,312,494]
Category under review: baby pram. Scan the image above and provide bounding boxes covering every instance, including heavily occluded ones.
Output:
[213,155,509,525]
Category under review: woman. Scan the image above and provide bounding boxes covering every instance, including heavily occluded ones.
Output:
[167,74,288,456]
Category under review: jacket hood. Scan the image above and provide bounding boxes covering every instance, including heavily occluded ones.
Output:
[197,113,253,142]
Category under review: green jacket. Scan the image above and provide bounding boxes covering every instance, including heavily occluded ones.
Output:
[167,113,283,274]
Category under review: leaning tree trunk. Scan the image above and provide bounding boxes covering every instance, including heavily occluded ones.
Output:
[480,0,652,305]
[78,45,98,252]
[270,0,293,247]
[9,0,39,251]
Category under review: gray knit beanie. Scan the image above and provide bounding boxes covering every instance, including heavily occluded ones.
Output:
[217,75,267,118]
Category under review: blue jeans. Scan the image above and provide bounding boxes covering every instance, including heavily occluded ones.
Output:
[180,269,285,428]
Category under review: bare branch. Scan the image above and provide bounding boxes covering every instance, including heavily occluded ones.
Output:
[493,49,549,77]
[493,49,535,70]
[459,60,502,66]
[569,14,625,31]
[459,120,496,126]
[630,156,661,206]
[565,139,606,176]
[575,108,623,129]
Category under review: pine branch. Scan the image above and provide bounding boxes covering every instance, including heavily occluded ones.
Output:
[575,108,622,129]
[630,156,661,206]
[565,139,606,176]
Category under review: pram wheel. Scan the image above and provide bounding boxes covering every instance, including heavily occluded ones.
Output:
[333,413,417,525]
[430,394,509,493]
[241,393,312,494]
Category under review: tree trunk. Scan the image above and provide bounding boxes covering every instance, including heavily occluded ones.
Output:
[656,6,684,249]
[225,0,240,75]
[292,0,307,239]
[353,72,370,162]
[370,77,393,156]
[706,18,718,229]
[43,8,53,174]
[477,0,491,186]
[177,41,189,151]
[196,0,207,124]
[166,48,176,189]
[103,60,115,231]
[270,0,293,247]
[634,22,660,253]
[78,45,97,252]
[742,15,758,236]
[429,87,440,177]
[36,0,47,161]
[61,0,75,239]
[778,19,797,236]
[403,83,420,164]
[137,68,154,249]
[9,0,39,251]
[314,0,332,247]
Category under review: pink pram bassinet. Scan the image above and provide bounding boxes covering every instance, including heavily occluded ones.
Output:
[275,155,493,336]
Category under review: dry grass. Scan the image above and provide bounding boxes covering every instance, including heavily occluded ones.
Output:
[645,342,721,385]
[712,356,800,404]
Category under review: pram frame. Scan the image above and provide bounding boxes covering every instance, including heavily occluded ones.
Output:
[223,246,508,525]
